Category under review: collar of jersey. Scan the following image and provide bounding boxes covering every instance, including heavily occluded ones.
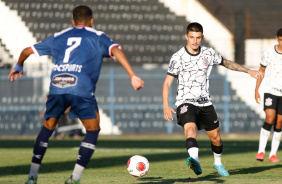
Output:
[75,25,87,27]
[185,45,201,56]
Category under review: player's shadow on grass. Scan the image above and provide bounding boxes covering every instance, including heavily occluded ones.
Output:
[228,164,282,175]
[137,174,226,184]
[137,164,282,184]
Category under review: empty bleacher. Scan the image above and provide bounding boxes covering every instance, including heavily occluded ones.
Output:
[2,0,191,65]
[0,39,14,68]
[0,75,45,135]
[0,0,264,135]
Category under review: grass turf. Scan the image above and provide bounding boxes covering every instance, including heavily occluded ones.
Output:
[0,134,282,184]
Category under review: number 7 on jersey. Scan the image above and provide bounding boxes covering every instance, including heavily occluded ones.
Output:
[63,37,82,63]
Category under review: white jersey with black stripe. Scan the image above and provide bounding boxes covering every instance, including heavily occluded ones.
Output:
[261,46,282,96]
[167,46,223,107]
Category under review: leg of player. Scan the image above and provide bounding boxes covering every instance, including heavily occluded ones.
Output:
[206,127,229,176]
[25,118,58,184]
[65,111,100,184]
[184,123,202,175]
[256,109,276,161]
[269,114,282,162]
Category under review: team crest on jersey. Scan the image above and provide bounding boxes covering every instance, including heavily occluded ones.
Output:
[265,97,272,106]
[202,56,209,66]
[52,73,77,88]
[180,105,188,114]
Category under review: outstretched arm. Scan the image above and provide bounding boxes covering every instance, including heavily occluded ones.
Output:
[8,47,34,82]
[254,66,266,104]
[162,75,176,122]
[111,46,144,90]
[222,58,264,79]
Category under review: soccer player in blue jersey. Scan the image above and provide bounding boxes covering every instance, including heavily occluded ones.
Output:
[8,5,144,184]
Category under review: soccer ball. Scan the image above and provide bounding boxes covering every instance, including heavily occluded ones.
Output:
[127,155,149,177]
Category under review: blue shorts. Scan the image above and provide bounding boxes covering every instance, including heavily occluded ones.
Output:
[44,94,98,120]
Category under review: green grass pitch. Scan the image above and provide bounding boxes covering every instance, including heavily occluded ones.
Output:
[0,134,282,184]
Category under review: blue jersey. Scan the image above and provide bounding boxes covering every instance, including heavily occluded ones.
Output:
[31,26,120,98]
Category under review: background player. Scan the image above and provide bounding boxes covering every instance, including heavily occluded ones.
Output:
[255,28,282,163]
[162,22,263,176]
[8,5,144,184]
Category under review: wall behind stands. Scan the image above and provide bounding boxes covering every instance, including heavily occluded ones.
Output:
[245,39,277,67]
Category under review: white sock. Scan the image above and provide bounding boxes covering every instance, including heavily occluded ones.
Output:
[188,147,199,163]
[28,163,40,178]
[269,131,282,158]
[213,152,222,165]
[258,128,271,153]
[72,164,85,181]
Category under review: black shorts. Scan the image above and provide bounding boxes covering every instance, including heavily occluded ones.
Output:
[264,93,282,115]
[176,103,219,131]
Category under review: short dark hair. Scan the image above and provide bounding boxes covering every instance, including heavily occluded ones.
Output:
[277,28,282,37]
[187,22,203,34]
[72,5,93,23]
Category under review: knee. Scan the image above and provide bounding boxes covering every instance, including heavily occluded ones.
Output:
[184,125,197,138]
[84,124,100,131]
[43,119,57,130]
[265,117,275,124]
[210,135,222,146]
[186,126,196,133]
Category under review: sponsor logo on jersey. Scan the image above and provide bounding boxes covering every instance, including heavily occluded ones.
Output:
[53,64,83,73]
[184,97,210,104]
[273,87,282,93]
[180,105,188,114]
[202,56,209,66]
[265,97,273,106]
[52,73,77,88]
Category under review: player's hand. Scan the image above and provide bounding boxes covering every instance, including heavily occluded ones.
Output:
[248,70,264,79]
[255,90,261,104]
[131,75,144,90]
[8,69,23,82]
[163,106,176,122]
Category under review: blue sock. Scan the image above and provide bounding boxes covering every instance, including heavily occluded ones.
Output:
[32,126,53,164]
[77,129,100,167]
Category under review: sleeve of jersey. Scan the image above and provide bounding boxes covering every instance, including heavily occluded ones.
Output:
[211,49,223,65]
[31,35,54,57]
[99,33,121,59]
[260,49,268,67]
[167,54,180,78]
